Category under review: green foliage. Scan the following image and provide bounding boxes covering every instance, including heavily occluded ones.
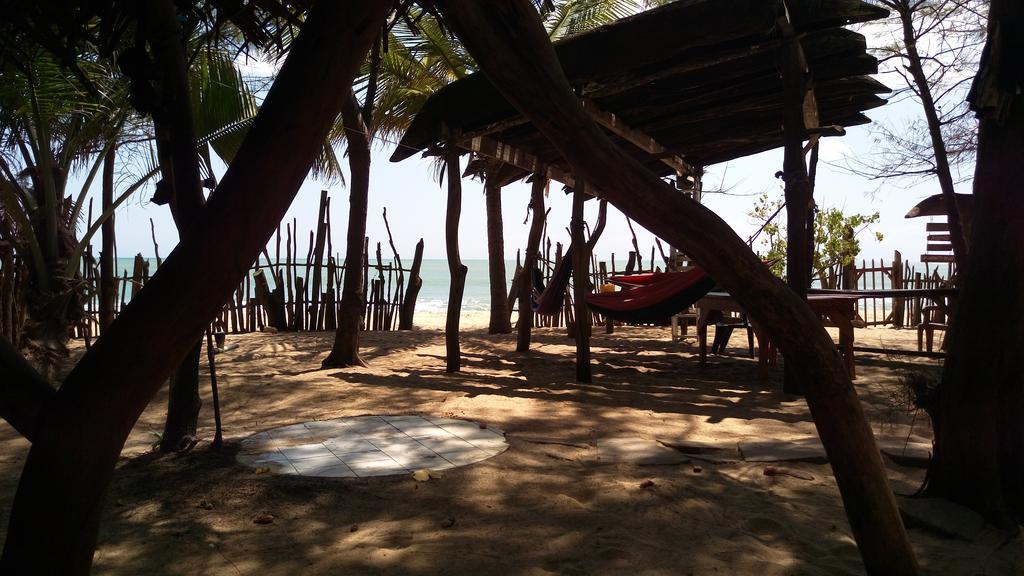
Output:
[747,192,882,286]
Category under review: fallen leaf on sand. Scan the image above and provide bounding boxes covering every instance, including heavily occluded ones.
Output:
[639,480,656,489]
[253,514,274,525]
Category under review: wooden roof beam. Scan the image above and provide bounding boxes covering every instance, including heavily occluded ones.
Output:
[457,134,577,190]
[580,99,694,176]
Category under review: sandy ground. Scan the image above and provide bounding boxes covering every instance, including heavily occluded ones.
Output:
[1,321,1021,575]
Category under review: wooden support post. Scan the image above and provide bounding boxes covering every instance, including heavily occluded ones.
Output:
[485,175,512,333]
[517,176,546,351]
[444,145,468,372]
[571,183,592,382]
[780,32,813,395]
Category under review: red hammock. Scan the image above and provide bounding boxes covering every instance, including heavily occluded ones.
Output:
[607,272,662,287]
[586,267,714,323]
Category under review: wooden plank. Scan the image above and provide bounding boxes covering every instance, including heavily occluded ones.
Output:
[927,234,951,242]
[927,243,953,252]
[580,99,694,175]
[922,254,957,263]
[926,222,950,232]
[458,134,577,189]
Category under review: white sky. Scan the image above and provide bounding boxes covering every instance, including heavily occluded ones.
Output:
[93,98,969,269]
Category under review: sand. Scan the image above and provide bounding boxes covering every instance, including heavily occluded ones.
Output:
[1,323,1021,575]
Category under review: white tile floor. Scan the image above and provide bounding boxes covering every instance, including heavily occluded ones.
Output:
[237,415,508,478]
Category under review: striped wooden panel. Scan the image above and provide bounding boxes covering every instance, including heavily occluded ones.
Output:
[922,254,956,263]
[927,243,953,252]
[927,234,951,242]
[926,222,950,231]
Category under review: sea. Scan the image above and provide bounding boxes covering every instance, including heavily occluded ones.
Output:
[108,257,518,313]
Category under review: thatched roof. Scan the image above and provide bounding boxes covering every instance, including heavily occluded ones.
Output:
[392,0,890,182]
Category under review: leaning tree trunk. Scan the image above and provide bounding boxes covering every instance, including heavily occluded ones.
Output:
[517,176,546,351]
[433,2,917,574]
[144,0,208,452]
[323,92,371,369]
[927,0,1024,526]
[0,4,388,572]
[485,176,512,334]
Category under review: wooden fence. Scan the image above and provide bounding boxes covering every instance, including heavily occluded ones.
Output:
[839,250,955,327]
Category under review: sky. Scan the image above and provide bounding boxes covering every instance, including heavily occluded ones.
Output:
[75,22,975,271]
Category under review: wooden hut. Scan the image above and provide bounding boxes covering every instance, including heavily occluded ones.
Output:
[392,0,892,380]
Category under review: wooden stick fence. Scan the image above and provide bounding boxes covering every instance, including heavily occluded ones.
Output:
[56,194,424,339]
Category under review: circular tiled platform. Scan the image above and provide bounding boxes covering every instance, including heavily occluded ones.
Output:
[237,415,508,478]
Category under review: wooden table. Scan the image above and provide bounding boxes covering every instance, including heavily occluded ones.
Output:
[695,292,861,380]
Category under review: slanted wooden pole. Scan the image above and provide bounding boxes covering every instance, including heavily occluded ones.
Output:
[433,3,917,573]
[571,183,592,382]
[517,176,547,351]
[444,145,468,372]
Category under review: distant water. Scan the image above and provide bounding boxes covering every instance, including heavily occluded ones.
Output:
[109,257,517,312]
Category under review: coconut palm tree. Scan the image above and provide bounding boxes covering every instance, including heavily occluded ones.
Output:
[0,48,129,373]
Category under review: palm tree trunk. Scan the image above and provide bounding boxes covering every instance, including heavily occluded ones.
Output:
[323,93,370,368]
[143,0,209,452]
[517,176,546,351]
[0,4,388,571]
[927,0,1024,525]
[485,176,512,333]
[433,2,917,574]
